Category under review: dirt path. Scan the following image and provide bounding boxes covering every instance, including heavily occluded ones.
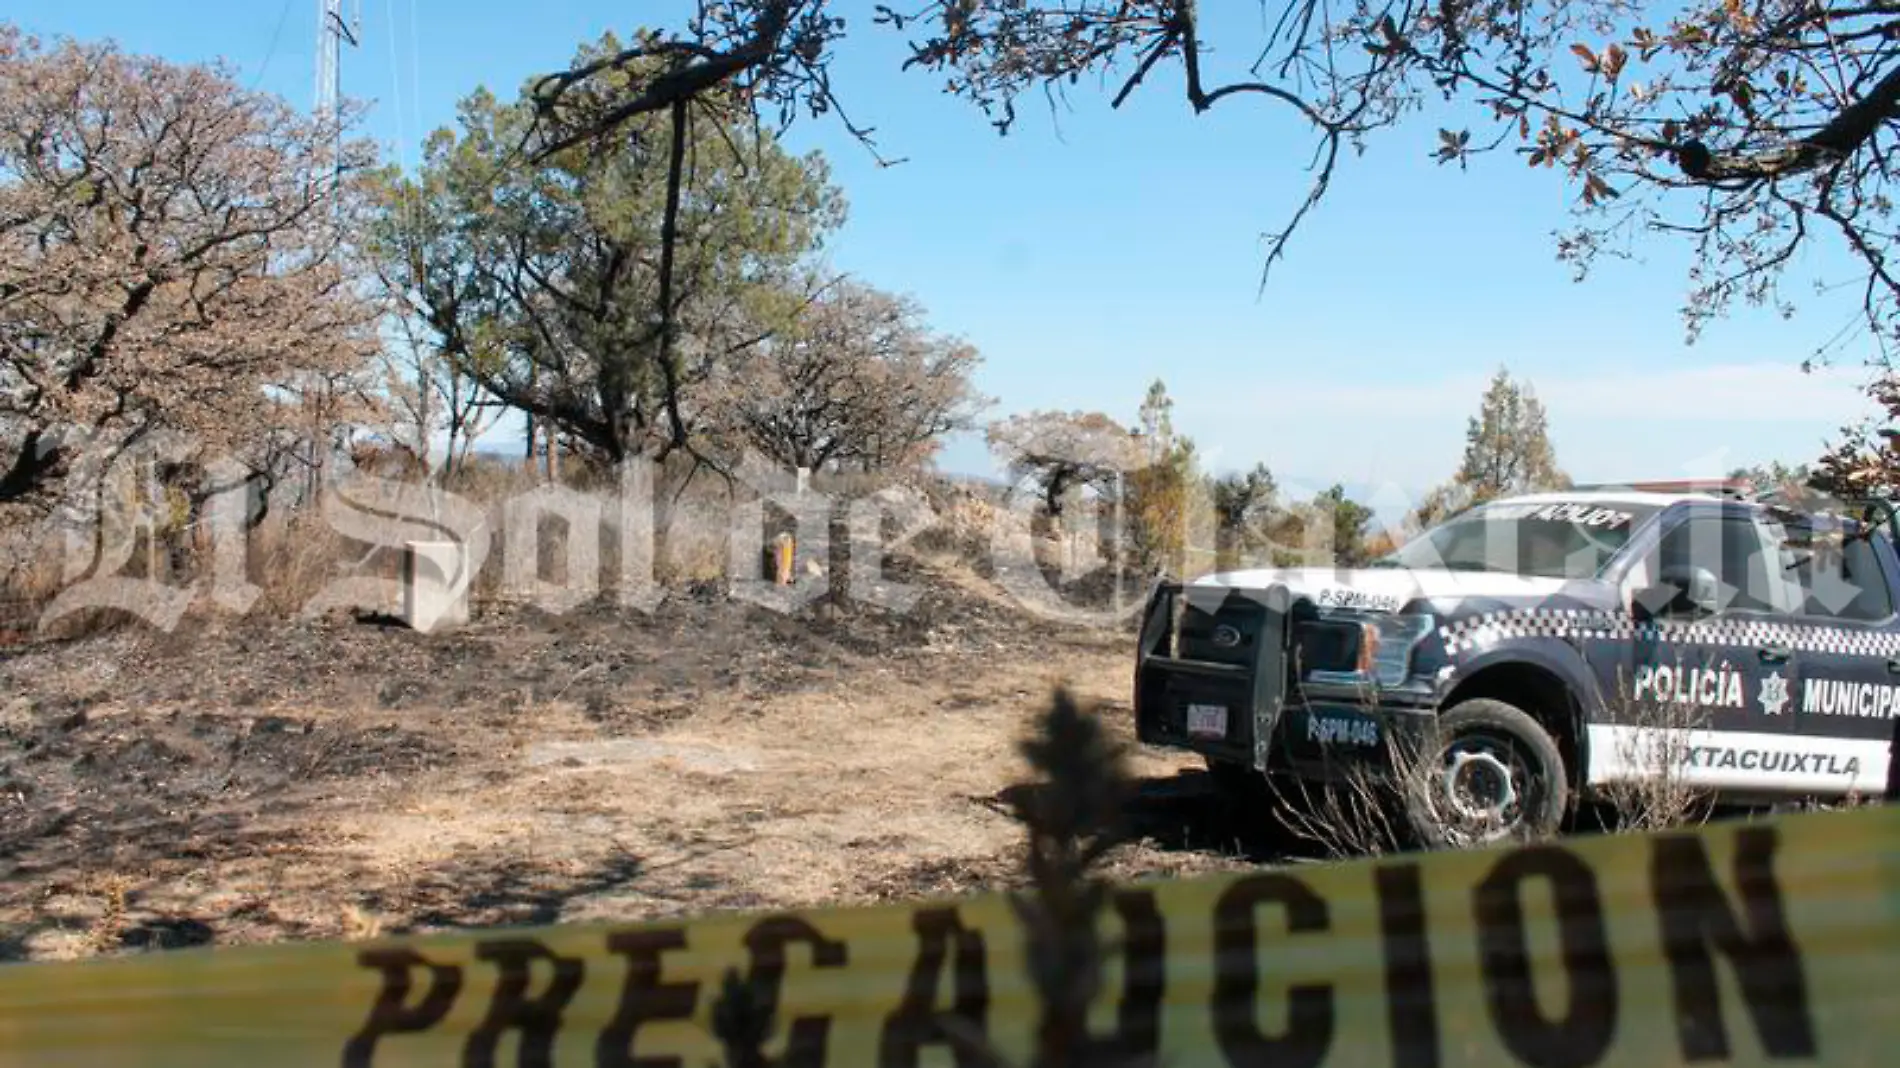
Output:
[1,569,1255,962]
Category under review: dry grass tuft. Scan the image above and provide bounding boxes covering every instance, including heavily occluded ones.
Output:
[82,874,134,955]
[339,902,384,942]
[0,455,817,628]
[250,510,395,617]
[1262,678,1432,859]
[1268,659,1733,858]
[1593,660,1715,834]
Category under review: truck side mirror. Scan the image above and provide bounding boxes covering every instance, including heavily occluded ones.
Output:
[1634,564,1721,619]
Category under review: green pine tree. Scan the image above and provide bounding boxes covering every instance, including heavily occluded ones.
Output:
[1455,367,1568,499]
[1404,367,1569,535]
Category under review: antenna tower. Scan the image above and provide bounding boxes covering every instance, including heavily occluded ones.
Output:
[315,0,362,193]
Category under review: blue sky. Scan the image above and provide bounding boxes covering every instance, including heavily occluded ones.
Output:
[10,0,1887,511]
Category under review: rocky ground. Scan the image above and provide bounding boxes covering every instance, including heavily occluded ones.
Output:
[0,558,1270,962]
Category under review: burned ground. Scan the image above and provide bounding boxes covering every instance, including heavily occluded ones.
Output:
[0,559,1265,961]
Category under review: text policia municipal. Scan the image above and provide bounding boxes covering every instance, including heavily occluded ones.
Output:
[1635,661,1900,721]
[341,827,1815,1068]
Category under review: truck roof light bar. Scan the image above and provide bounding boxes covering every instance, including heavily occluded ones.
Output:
[1566,478,1756,500]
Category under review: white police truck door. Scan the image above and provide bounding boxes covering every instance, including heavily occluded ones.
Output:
[1589,506,1809,799]
[1767,512,1900,797]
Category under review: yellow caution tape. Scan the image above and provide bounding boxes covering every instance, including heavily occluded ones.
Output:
[0,803,1895,1066]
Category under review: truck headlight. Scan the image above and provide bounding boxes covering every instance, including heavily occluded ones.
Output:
[1355,613,1435,687]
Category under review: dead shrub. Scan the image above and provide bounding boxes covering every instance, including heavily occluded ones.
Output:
[993,685,1140,1068]
[2,454,1015,630]
[1266,687,1432,859]
[248,510,388,617]
[913,484,1004,566]
[1,537,83,641]
[0,530,69,610]
[655,478,742,586]
[82,874,135,956]
[6,510,206,641]
[1591,658,1716,833]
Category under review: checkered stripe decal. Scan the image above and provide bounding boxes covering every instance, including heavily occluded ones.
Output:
[1437,608,1610,654]
[1436,608,1900,658]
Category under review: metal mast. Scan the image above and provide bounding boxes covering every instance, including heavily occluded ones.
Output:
[314,0,362,193]
[306,0,362,507]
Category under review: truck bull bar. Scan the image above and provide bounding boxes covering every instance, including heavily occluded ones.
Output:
[1134,578,1295,774]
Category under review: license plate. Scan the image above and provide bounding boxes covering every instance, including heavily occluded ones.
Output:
[1186,703,1228,738]
[1306,711,1380,748]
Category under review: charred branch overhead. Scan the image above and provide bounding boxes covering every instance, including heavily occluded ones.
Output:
[526,2,799,161]
[1174,4,1331,128]
[1676,61,1900,183]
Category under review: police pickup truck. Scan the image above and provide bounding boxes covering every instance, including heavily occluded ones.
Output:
[1133,481,1900,847]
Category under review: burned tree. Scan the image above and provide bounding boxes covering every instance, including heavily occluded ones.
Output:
[987,410,1140,524]
[0,25,380,515]
[707,278,987,473]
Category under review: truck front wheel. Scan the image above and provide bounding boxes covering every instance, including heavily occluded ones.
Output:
[1402,698,1568,850]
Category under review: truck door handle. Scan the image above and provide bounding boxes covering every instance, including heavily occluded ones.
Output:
[1758,643,1791,664]
[1887,658,1900,676]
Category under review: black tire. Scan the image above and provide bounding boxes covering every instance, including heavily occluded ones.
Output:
[1403,698,1568,850]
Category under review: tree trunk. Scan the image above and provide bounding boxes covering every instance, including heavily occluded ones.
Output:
[444,422,460,483]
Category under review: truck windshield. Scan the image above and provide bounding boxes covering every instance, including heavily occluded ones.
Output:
[1373,500,1661,579]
